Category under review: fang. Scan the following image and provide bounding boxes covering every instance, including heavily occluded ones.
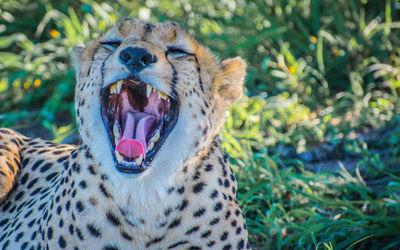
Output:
[115,151,123,163]
[158,91,168,100]
[136,154,143,165]
[116,80,123,94]
[147,85,153,98]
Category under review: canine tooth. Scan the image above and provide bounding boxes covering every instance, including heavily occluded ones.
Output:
[146,85,153,98]
[147,141,154,152]
[136,154,143,165]
[116,80,123,94]
[158,91,168,100]
[113,123,120,138]
[152,130,160,142]
[114,136,120,145]
[110,82,117,94]
[115,151,123,163]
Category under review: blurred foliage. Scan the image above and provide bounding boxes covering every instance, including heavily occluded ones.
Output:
[0,0,400,248]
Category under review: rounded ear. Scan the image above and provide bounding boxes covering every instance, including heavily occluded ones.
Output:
[215,57,247,107]
[72,46,85,72]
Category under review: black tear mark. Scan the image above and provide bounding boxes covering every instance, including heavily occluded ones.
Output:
[194,56,205,93]
[86,47,99,77]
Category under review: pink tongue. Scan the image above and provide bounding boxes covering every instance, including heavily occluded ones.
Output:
[116,112,156,159]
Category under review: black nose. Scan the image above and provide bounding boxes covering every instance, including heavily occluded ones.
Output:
[119,47,157,72]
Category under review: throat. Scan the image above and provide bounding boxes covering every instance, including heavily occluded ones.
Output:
[116,112,157,159]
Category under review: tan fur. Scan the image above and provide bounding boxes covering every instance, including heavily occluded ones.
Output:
[0,18,250,249]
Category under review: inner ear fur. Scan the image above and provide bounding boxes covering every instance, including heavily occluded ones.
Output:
[215,57,247,107]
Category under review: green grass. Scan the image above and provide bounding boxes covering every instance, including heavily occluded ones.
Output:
[1,0,400,248]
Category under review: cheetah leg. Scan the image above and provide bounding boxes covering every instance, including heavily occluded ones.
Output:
[0,128,27,202]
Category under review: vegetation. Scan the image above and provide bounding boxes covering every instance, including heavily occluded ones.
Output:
[1,0,399,248]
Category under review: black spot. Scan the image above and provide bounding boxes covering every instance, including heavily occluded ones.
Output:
[88,165,97,175]
[87,224,101,238]
[192,182,206,194]
[177,187,185,194]
[45,172,58,182]
[210,190,218,199]
[75,201,84,212]
[210,217,220,225]
[224,179,230,188]
[167,187,175,194]
[30,231,37,240]
[103,245,119,250]
[56,206,62,215]
[236,227,242,235]
[27,219,36,228]
[201,230,211,238]
[177,199,188,211]
[15,232,24,242]
[225,211,231,219]
[168,218,181,229]
[99,183,111,198]
[164,207,172,217]
[168,240,189,249]
[47,228,53,239]
[20,173,29,185]
[235,209,240,216]
[72,163,81,173]
[65,201,71,211]
[58,236,67,248]
[185,226,200,235]
[207,241,216,247]
[27,178,39,189]
[193,207,206,217]
[106,211,121,226]
[205,164,213,171]
[0,219,9,227]
[238,239,245,249]
[222,244,232,250]
[145,236,164,248]
[15,191,24,201]
[76,227,84,240]
[214,202,223,212]
[120,231,132,241]
[39,163,52,173]
[31,160,44,171]
[220,231,229,241]
[58,219,64,228]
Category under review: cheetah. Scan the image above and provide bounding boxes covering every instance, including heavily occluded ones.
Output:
[0,18,249,249]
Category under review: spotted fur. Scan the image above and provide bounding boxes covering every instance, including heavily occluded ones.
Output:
[0,18,249,249]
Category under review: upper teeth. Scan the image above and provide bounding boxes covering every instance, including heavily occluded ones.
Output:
[147,85,153,98]
[158,91,168,100]
[110,80,123,94]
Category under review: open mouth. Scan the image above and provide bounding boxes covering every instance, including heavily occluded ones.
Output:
[101,78,178,174]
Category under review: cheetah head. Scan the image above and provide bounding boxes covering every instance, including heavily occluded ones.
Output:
[72,18,245,182]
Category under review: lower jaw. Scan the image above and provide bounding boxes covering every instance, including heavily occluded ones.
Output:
[115,163,146,174]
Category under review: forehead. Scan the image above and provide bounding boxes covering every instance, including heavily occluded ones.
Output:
[104,18,193,47]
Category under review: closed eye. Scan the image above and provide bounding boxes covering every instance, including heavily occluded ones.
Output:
[100,40,122,51]
[167,46,193,58]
